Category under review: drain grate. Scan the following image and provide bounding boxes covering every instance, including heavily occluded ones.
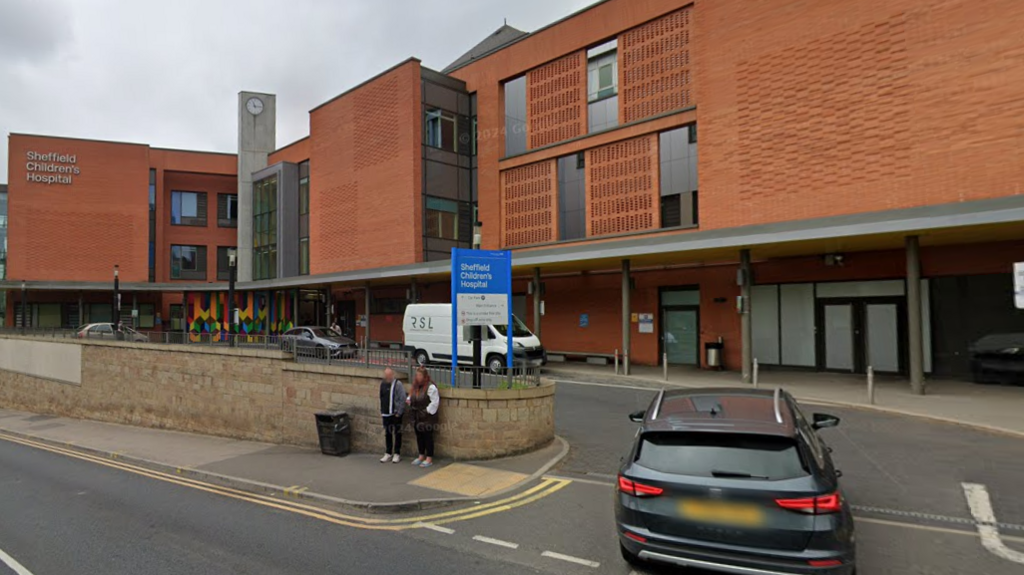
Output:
[852,504,1024,532]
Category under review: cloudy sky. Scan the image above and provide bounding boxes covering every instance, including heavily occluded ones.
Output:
[0,0,594,179]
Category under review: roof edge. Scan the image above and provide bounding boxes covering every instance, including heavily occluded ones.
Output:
[310,57,422,113]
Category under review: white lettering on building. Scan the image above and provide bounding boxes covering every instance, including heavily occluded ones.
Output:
[25,151,81,185]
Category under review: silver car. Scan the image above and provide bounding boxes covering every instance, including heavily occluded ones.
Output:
[281,326,358,358]
[76,323,149,342]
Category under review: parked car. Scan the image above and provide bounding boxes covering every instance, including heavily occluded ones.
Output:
[969,333,1024,385]
[76,323,149,342]
[616,387,855,574]
[281,326,358,358]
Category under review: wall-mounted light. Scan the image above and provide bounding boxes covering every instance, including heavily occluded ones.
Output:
[823,253,845,267]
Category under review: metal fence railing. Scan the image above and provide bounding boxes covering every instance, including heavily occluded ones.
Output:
[0,328,543,388]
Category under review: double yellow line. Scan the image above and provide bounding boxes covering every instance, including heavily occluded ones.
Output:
[0,431,571,531]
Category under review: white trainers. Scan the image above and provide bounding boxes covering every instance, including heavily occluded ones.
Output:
[380,453,391,463]
[392,453,401,464]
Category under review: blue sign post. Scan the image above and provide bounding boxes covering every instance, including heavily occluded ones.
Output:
[451,248,513,387]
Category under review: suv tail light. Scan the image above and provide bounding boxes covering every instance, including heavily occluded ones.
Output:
[776,493,841,514]
[618,475,664,497]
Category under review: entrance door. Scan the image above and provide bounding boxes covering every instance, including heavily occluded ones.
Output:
[335,300,357,338]
[663,308,699,365]
[817,298,905,374]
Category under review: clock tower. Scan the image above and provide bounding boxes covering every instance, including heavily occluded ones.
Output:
[236,91,276,283]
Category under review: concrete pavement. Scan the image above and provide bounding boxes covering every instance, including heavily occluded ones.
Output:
[545,363,1024,437]
[0,408,566,512]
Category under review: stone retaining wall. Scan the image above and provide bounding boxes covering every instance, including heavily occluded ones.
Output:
[0,336,555,460]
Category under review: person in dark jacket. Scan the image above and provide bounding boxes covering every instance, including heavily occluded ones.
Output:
[379,367,407,463]
[407,367,440,468]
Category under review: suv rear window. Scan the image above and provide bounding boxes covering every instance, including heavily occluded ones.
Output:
[636,433,808,480]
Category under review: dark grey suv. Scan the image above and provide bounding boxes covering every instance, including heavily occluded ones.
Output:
[615,387,855,574]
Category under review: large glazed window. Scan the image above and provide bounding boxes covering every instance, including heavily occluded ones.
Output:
[425,196,459,240]
[170,191,207,226]
[588,40,619,133]
[170,245,206,280]
[253,176,278,281]
[659,124,698,228]
[503,76,527,156]
[298,160,310,275]
[425,109,458,152]
[558,153,586,241]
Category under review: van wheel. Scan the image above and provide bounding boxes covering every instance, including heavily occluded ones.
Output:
[414,350,429,366]
[487,355,505,373]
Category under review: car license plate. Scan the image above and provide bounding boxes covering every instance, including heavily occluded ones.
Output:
[678,499,764,527]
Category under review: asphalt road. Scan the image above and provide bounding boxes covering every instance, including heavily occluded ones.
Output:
[0,437,542,575]
[2,377,1024,575]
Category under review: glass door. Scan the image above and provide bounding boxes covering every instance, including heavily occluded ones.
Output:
[663,308,699,365]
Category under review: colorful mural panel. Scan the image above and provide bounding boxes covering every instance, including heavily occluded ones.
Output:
[187,290,294,341]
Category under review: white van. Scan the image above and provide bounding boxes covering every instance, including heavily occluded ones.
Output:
[403,303,546,371]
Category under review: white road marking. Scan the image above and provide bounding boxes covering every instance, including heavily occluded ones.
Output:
[413,522,455,534]
[855,516,1024,544]
[541,551,601,568]
[472,535,519,549]
[0,547,35,575]
[962,483,1024,565]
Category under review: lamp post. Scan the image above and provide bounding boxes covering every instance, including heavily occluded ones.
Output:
[113,265,121,340]
[227,248,237,347]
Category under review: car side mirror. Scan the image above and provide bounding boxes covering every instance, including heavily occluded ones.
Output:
[629,410,646,423]
[812,413,840,430]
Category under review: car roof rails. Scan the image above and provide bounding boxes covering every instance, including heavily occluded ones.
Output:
[650,389,666,420]
[773,387,784,424]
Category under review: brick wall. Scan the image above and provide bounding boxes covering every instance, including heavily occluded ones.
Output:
[310,61,422,274]
[527,52,587,149]
[269,137,311,165]
[160,171,238,283]
[0,338,554,460]
[586,134,659,237]
[501,160,558,247]
[698,0,1024,231]
[620,5,694,124]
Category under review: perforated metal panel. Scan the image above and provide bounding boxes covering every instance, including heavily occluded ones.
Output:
[620,7,693,124]
[586,135,658,237]
[502,161,556,247]
[527,52,585,149]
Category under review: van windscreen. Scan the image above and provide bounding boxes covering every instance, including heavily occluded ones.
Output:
[492,314,533,338]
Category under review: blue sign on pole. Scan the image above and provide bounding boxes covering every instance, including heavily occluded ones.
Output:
[451,248,513,386]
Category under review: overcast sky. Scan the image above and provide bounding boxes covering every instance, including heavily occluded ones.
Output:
[0,0,594,179]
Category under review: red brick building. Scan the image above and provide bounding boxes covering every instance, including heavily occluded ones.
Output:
[6,0,1024,386]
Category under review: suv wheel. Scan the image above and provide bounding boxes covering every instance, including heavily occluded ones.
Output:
[415,350,429,366]
[619,542,642,566]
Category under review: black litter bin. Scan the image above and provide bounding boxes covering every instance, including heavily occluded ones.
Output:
[314,411,351,456]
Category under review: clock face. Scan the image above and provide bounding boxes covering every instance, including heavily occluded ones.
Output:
[246,97,264,116]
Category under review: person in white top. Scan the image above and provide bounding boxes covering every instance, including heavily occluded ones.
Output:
[407,367,440,468]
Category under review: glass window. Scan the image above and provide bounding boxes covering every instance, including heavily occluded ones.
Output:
[503,76,528,156]
[425,108,457,151]
[171,245,201,279]
[169,304,183,331]
[587,45,618,103]
[425,197,459,240]
[253,176,278,280]
[171,191,205,226]
[636,433,808,480]
[227,195,238,220]
[299,238,310,275]
[138,304,156,329]
[659,124,698,228]
[299,177,309,215]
